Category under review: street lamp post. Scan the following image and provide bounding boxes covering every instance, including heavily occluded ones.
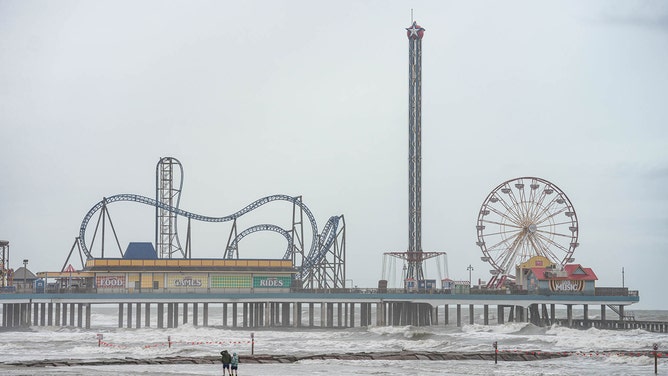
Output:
[22,259,28,292]
[467,264,474,287]
[402,264,407,291]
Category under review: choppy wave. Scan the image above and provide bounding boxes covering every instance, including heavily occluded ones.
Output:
[1,308,666,375]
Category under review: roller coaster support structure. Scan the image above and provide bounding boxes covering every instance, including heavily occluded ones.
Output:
[301,215,346,289]
[156,157,185,259]
[0,240,9,288]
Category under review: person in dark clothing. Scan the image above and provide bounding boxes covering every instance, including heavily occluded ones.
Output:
[220,349,232,375]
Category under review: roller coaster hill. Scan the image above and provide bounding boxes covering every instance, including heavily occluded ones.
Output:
[44,157,346,293]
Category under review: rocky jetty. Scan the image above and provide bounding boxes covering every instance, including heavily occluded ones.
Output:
[1,350,568,367]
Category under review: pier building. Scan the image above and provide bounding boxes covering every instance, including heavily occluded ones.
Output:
[82,258,294,293]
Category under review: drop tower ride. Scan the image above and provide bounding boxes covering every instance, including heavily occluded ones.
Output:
[383,21,446,288]
[406,21,425,281]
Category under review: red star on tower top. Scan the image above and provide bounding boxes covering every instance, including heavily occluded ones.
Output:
[406,21,425,39]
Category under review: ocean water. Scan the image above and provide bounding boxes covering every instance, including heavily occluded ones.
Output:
[0,305,666,375]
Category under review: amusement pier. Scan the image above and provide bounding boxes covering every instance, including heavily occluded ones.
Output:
[0,22,654,332]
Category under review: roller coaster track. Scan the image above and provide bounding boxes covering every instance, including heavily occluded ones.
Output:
[299,215,342,280]
[224,215,344,281]
[305,216,339,269]
[225,216,342,265]
[78,194,331,274]
[225,224,293,260]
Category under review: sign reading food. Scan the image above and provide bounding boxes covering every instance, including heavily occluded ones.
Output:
[96,276,126,288]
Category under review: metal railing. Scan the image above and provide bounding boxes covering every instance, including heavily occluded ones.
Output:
[2,285,639,297]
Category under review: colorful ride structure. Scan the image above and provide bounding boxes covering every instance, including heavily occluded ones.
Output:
[64,157,345,289]
[476,177,579,288]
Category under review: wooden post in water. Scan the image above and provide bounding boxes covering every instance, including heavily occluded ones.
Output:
[61,303,68,327]
[166,303,173,328]
[116,303,122,328]
[48,303,53,326]
[654,343,659,374]
[173,303,179,328]
[456,304,462,327]
[293,302,301,327]
[145,303,150,328]
[493,341,498,365]
[77,304,83,328]
[33,302,38,326]
[309,302,314,327]
[69,303,75,327]
[157,303,164,328]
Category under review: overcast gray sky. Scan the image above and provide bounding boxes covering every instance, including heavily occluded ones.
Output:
[1,1,666,309]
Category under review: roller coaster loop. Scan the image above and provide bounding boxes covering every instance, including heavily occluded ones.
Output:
[226,224,293,260]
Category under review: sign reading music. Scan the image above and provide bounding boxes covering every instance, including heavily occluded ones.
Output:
[549,279,584,292]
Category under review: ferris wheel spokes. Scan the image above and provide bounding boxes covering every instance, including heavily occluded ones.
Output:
[534,206,569,227]
[499,190,524,224]
[535,231,570,253]
[497,233,526,275]
[481,218,523,230]
[529,184,558,217]
[484,208,523,228]
[536,220,573,229]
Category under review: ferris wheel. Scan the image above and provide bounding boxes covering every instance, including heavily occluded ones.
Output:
[475,177,579,280]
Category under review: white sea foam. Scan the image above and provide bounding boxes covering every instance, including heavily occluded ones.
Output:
[0,308,666,375]
[461,322,530,334]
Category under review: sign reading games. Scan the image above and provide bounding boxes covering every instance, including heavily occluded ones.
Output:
[167,274,208,288]
[171,276,203,287]
[253,276,291,288]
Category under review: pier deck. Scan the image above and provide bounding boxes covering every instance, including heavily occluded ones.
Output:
[2,291,653,331]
